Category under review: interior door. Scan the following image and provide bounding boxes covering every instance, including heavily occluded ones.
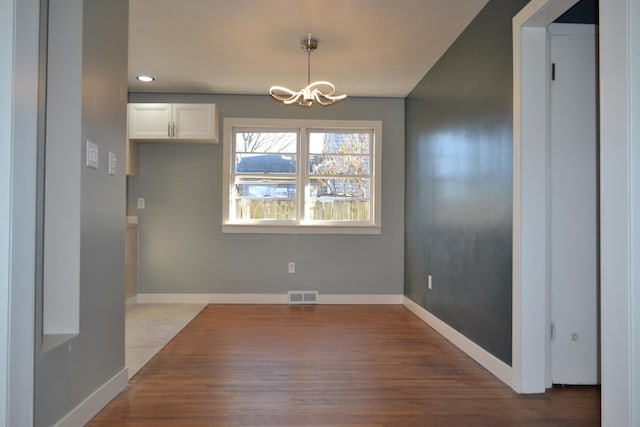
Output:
[549,24,599,385]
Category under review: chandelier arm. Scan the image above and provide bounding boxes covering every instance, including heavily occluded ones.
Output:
[308,81,347,105]
[283,96,302,105]
[269,86,304,104]
[318,93,348,102]
[307,81,336,94]
[313,91,333,106]
[312,89,348,106]
[269,85,297,96]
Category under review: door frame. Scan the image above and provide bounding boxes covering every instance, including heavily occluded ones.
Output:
[513,0,635,425]
[2,0,39,425]
[513,0,580,394]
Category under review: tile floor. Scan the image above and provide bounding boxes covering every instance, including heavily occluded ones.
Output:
[125,303,207,378]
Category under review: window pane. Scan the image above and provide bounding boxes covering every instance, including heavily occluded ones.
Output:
[236,153,296,174]
[235,199,296,220]
[235,177,296,198]
[308,131,371,154]
[233,177,296,220]
[307,198,370,221]
[306,131,372,223]
[235,132,296,153]
[310,178,370,199]
[309,154,370,176]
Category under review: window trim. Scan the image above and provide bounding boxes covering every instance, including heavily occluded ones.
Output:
[222,118,382,234]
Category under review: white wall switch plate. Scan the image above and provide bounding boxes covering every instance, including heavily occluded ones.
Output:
[137,198,145,209]
[86,140,99,169]
[288,262,295,274]
[108,151,116,175]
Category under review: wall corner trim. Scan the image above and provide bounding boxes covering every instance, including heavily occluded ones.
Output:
[53,368,128,427]
[402,297,515,391]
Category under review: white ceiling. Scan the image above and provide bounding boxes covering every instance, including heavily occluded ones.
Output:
[128,0,489,98]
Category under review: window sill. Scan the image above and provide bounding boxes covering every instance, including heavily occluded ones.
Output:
[222,224,381,235]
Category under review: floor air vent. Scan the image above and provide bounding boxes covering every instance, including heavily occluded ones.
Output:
[287,290,319,304]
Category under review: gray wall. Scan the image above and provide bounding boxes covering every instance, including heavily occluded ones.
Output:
[34,0,128,425]
[127,94,405,296]
[404,0,528,365]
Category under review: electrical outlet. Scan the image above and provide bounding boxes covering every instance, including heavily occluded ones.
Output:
[137,198,145,209]
[288,262,295,274]
[428,275,432,290]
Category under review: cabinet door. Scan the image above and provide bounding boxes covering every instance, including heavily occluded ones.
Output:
[128,103,172,139]
[173,104,218,141]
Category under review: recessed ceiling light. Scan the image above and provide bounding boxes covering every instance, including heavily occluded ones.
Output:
[136,75,154,82]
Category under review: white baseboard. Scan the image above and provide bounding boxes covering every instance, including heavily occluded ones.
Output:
[136,293,403,305]
[403,296,515,390]
[136,293,287,304]
[319,294,404,304]
[54,367,128,427]
[125,295,137,308]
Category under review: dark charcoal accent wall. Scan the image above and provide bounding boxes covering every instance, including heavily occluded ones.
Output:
[404,0,529,365]
[555,0,598,24]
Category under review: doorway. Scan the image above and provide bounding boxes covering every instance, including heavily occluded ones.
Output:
[548,23,599,385]
[511,0,597,393]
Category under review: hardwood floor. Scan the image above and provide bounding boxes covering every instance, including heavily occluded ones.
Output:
[89,305,600,426]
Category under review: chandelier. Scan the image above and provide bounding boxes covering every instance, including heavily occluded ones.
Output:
[270,34,347,107]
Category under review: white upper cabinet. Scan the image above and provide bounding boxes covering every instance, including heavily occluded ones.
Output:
[127,103,172,140]
[172,104,218,140]
[127,103,219,143]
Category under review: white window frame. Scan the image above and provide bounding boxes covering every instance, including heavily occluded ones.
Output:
[222,118,382,234]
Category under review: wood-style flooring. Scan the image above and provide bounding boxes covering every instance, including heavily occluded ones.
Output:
[89,305,600,426]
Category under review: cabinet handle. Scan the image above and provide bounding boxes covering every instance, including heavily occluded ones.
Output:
[168,122,171,137]
[173,123,176,138]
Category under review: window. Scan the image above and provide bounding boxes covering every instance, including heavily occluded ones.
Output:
[223,118,382,234]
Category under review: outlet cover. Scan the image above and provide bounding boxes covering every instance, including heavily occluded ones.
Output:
[86,140,99,169]
[108,151,117,175]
